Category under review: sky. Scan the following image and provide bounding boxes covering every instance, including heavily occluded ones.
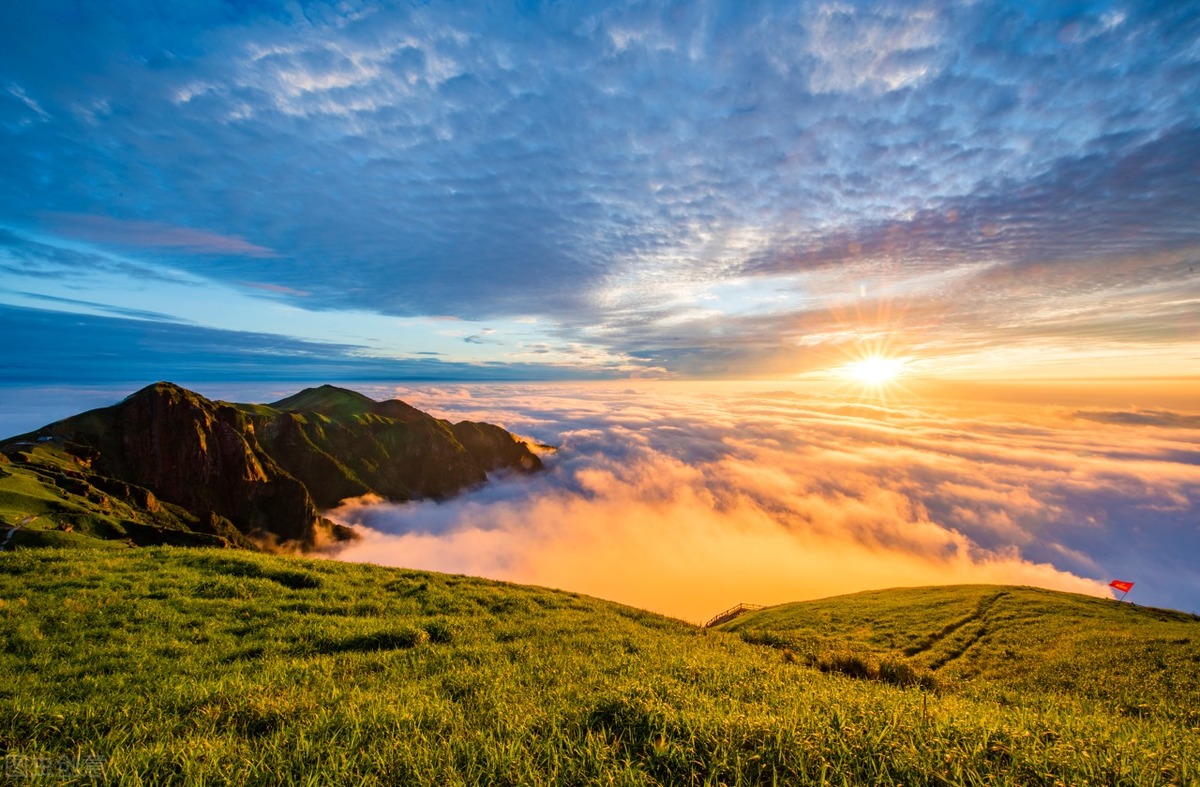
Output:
[1,0,1198,383]
[1,3,1198,616]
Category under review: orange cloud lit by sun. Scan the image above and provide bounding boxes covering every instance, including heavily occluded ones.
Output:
[319,382,1200,621]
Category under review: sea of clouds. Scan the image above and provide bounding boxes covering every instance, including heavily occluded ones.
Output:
[325,383,1200,622]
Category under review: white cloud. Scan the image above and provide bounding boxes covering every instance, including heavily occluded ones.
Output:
[804,3,946,94]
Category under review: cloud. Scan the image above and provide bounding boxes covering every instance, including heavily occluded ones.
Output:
[325,384,1200,621]
[803,3,948,95]
[237,281,311,297]
[9,291,188,323]
[0,304,617,390]
[1,1,1198,379]
[742,128,1200,277]
[1074,409,1200,430]
[463,331,498,345]
[43,214,279,257]
[0,228,191,284]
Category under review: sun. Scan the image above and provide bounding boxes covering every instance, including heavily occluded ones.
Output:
[843,355,907,387]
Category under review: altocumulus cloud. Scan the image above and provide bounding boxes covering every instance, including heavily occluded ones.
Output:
[3,1,1199,378]
[325,385,1200,621]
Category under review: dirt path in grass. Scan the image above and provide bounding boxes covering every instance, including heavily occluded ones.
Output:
[0,516,34,551]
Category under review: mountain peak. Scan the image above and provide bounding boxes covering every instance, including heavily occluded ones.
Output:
[126,381,199,400]
[270,385,378,416]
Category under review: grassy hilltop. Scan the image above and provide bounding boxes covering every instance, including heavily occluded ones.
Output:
[718,585,1200,725]
[1,549,1198,785]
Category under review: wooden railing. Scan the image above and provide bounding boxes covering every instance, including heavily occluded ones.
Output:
[703,603,764,628]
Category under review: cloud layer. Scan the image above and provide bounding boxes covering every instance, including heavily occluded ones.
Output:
[2,1,1199,379]
[326,383,1200,621]
[0,303,613,390]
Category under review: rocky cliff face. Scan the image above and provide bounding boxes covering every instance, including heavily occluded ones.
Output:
[2,382,542,549]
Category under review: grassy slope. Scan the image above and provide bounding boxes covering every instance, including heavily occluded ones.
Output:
[265,384,379,418]
[0,446,220,551]
[0,551,1196,786]
[719,585,1200,724]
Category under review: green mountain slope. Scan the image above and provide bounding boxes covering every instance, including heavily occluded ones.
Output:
[1,549,1197,785]
[718,585,1200,723]
[0,383,541,550]
[269,383,380,417]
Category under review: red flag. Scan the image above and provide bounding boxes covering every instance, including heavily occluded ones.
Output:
[1109,580,1134,593]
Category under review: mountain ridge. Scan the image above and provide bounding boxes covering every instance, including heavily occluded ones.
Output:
[0,382,541,550]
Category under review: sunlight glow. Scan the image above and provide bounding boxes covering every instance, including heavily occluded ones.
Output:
[844,355,906,387]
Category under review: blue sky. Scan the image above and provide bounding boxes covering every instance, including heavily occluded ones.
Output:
[2,0,1198,382]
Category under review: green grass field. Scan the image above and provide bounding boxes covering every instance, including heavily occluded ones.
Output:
[1,548,1197,785]
[719,585,1200,726]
